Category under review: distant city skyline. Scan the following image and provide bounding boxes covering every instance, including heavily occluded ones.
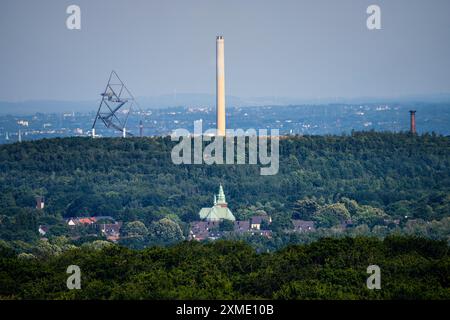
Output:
[1,0,450,102]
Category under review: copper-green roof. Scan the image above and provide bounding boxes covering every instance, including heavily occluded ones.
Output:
[198,185,235,221]
[199,206,236,221]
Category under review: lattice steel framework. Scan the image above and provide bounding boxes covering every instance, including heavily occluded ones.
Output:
[92,71,137,137]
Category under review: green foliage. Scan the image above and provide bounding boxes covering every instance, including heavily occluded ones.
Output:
[0,133,448,226]
[353,205,387,226]
[0,133,449,251]
[270,212,293,232]
[123,221,148,238]
[148,218,184,245]
[82,240,114,251]
[219,219,235,232]
[315,203,350,227]
[0,237,449,300]
[292,199,321,220]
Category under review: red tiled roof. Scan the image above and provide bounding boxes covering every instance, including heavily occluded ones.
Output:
[78,218,95,224]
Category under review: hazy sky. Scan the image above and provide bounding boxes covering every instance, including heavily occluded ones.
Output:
[1,0,450,101]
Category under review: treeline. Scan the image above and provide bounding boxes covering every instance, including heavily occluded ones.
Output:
[0,132,449,244]
[223,217,450,253]
[0,237,449,299]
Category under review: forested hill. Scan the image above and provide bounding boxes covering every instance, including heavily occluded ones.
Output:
[0,132,449,243]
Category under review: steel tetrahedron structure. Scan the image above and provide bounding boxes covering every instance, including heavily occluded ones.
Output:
[92,71,137,137]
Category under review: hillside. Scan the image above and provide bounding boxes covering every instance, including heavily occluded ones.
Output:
[0,132,449,247]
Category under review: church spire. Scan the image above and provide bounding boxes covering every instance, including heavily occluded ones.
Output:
[216,184,227,206]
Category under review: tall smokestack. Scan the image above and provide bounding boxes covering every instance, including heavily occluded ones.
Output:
[139,120,143,137]
[216,36,226,136]
[409,110,416,134]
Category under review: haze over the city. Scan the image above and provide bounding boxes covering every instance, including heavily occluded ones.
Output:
[1,0,450,104]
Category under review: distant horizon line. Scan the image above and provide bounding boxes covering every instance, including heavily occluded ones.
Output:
[1,92,450,116]
[2,91,450,104]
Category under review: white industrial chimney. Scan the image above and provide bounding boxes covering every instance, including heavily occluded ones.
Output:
[216,36,226,136]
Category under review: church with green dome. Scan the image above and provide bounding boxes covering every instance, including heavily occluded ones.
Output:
[198,185,236,222]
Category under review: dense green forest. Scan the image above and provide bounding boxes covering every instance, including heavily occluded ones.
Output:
[0,132,449,248]
[1,237,449,299]
[0,133,449,300]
